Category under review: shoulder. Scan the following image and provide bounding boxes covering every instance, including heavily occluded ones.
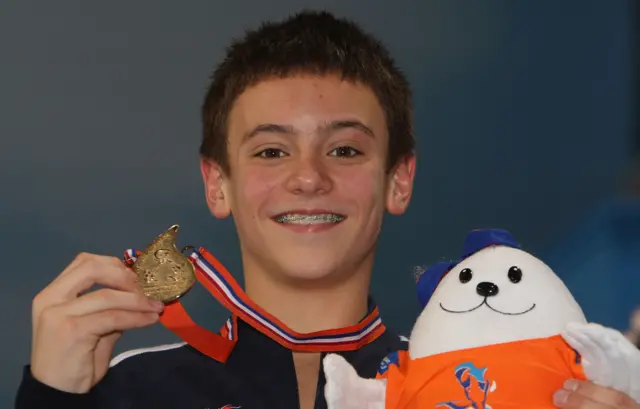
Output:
[109,341,190,369]
[389,331,409,351]
[378,327,408,352]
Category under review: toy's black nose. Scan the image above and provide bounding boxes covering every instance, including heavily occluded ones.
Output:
[476,282,499,297]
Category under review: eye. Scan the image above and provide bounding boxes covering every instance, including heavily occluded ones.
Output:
[508,266,522,283]
[255,148,287,159]
[459,268,473,283]
[328,146,361,157]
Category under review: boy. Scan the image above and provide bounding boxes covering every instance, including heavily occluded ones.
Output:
[14,10,638,409]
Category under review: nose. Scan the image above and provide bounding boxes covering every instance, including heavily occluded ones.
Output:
[476,282,499,297]
[285,155,333,195]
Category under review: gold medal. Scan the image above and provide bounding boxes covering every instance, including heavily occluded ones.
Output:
[131,224,196,303]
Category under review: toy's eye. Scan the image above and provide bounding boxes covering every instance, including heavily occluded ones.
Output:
[459,268,473,283]
[508,266,522,283]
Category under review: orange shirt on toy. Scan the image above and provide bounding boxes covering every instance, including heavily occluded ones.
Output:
[377,335,586,409]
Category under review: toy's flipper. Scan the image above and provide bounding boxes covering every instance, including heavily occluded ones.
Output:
[323,353,387,409]
[561,322,640,404]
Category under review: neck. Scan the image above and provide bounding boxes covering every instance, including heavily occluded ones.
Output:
[242,260,373,333]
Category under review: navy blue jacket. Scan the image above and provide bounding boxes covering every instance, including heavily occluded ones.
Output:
[15,313,407,409]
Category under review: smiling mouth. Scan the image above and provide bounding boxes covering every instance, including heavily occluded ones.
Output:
[273,213,346,225]
[439,299,536,316]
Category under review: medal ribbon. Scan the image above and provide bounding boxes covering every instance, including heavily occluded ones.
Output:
[123,246,386,363]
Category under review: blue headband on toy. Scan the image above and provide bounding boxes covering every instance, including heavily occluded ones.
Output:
[416,229,521,308]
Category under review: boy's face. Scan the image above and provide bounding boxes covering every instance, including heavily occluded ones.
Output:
[201,75,415,284]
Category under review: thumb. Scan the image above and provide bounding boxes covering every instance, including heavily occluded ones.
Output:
[93,331,122,378]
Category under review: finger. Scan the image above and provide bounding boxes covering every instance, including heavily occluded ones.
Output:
[44,253,92,291]
[631,309,640,334]
[55,253,124,282]
[61,288,164,316]
[94,332,123,375]
[554,387,604,409]
[45,261,141,304]
[558,380,638,409]
[78,310,160,337]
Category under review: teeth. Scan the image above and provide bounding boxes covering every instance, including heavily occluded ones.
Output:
[275,213,345,224]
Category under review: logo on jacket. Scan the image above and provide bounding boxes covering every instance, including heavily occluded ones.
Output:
[218,405,241,409]
[436,362,496,409]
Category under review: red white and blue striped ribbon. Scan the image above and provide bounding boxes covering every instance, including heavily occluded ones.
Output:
[124,246,385,362]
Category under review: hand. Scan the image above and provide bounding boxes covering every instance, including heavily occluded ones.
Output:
[30,253,165,393]
[625,308,640,345]
[553,380,640,409]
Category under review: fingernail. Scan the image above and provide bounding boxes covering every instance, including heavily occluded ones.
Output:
[151,300,164,310]
[563,379,578,391]
[146,312,160,321]
[553,389,569,406]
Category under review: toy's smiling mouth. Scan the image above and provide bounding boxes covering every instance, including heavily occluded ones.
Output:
[439,298,536,316]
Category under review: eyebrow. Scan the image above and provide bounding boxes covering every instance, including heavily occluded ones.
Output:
[243,123,295,141]
[242,119,375,142]
[324,120,375,138]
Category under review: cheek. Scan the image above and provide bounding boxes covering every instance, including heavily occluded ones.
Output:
[234,168,283,212]
[335,167,386,212]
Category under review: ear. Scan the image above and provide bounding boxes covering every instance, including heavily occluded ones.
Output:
[386,153,416,215]
[200,157,232,219]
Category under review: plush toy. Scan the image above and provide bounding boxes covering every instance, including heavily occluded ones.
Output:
[323,229,640,409]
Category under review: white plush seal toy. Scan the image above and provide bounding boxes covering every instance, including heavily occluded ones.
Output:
[323,229,640,409]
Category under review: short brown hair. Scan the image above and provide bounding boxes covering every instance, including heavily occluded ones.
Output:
[200,10,414,175]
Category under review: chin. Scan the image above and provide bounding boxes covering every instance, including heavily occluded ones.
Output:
[276,255,343,282]
[264,243,357,284]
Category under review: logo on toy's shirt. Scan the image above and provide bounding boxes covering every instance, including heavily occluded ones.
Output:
[437,362,496,409]
[378,351,400,376]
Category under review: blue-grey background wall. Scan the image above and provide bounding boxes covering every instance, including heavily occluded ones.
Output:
[0,1,635,406]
